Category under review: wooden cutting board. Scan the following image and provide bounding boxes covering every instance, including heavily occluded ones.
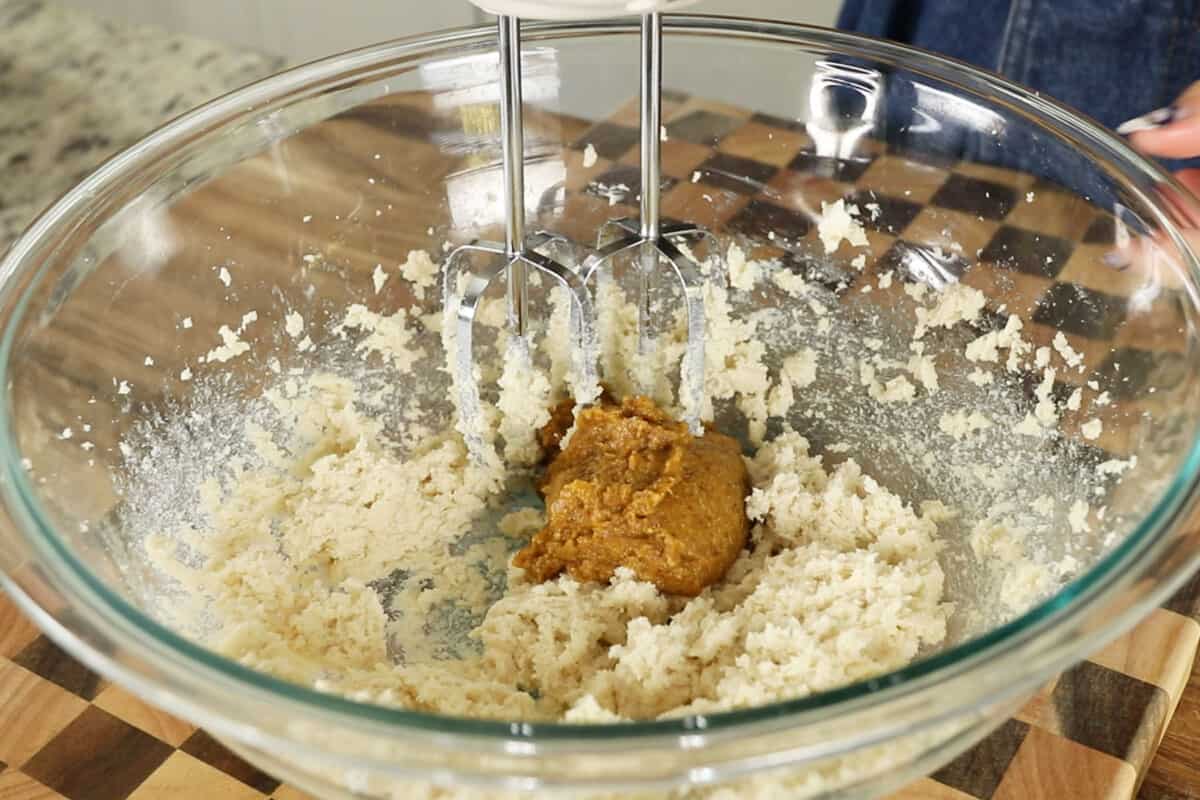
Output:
[0,583,1196,800]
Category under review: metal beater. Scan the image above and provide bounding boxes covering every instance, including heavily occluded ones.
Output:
[443,16,599,462]
[580,12,715,433]
[444,9,714,460]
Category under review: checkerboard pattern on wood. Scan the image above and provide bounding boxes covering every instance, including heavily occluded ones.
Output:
[2,91,1199,799]
[1,587,1196,800]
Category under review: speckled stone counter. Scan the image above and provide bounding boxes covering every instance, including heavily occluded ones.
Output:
[0,0,284,251]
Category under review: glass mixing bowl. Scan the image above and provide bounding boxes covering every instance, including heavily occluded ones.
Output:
[3,16,1200,799]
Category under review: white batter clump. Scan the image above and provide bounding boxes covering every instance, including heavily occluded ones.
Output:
[128,191,1119,738]
[148,371,949,722]
[141,243,953,723]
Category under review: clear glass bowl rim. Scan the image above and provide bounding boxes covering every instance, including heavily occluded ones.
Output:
[3,15,1200,752]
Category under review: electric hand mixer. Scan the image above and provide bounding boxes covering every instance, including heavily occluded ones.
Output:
[445,0,716,462]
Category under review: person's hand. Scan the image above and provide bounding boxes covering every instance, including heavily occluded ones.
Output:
[1102,84,1200,277]
[1120,81,1200,196]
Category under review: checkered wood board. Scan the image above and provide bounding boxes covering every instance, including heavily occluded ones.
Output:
[2,90,1200,799]
[1,590,1197,800]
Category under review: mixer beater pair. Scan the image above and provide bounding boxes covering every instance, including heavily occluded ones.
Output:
[444,11,717,461]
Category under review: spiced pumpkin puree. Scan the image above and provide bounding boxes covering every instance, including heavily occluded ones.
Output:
[514,396,750,596]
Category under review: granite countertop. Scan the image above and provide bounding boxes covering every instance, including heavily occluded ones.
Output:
[0,0,283,250]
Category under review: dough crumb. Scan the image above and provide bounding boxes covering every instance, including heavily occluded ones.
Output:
[862,363,916,404]
[1032,368,1058,428]
[338,305,421,370]
[914,283,986,340]
[964,315,1029,372]
[920,500,958,522]
[205,325,251,364]
[783,349,818,389]
[496,339,551,466]
[939,410,992,440]
[497,507,544,538]
[1013,413,1044,437]
[772,269,810,298]
[400,250,439,300]
[565,694,623,723]
[582,142,598,168]
[1053,331,1084,370]
[817,199,869,254]
[767,349,818,417]
[1097,456,1136,476]
[284,311,304,338]
[969,518,1053,613]
[906,353,939,393]
[1081,418,1103,440]
[966,368,993,386]
[726,242,762,291]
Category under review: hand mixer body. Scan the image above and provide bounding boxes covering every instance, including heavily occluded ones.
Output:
[471,0,698,19]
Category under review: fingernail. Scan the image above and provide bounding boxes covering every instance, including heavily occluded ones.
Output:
[1102,250,1130,270]
[1117,106,1188,135]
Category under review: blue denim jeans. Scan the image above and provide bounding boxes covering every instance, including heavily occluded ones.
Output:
[837,0,1200,171]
